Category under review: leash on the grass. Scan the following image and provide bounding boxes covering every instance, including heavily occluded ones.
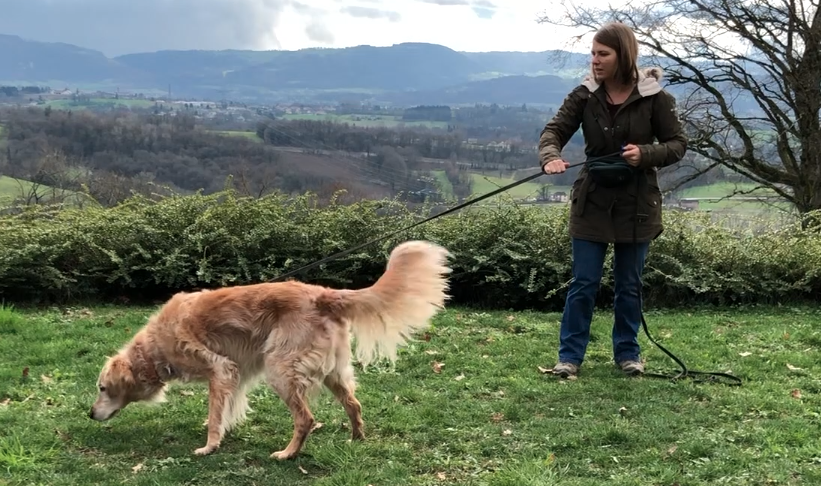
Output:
[629,174,742,387]
[271,150,620,283]
[271,150,742,387]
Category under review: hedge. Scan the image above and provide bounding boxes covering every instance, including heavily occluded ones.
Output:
[1,190,820,309]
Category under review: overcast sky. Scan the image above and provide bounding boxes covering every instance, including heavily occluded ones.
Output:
[0,0,622,57]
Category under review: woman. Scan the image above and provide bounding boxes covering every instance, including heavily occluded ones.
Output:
[539,22,687,379]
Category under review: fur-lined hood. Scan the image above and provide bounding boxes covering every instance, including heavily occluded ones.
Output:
[581,67,664,97]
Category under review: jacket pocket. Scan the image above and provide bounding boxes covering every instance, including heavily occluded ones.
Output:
[641,180,662,221]
[570,176,594,217]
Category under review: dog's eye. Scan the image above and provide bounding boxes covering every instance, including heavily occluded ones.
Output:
[99,386,106,392]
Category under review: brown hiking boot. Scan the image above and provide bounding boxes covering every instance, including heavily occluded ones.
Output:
[552,362,579,378]
[618,360,644,375]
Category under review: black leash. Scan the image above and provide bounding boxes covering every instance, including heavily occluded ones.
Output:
[270,150,741,387]
[272,151,619,283]
[630,174,742,387]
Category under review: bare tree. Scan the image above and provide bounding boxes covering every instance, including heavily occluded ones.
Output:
[538,0,821,228]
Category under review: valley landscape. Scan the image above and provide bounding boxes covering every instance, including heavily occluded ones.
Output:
[2,2,821,483]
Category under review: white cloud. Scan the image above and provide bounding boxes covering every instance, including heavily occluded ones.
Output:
[0,0,613,55]
[275,0,592,53]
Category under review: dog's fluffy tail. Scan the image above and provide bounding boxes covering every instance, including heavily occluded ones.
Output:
[319,240,452,367]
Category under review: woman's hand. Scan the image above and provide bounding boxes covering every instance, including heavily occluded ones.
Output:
[622,144,642,166]
[543,159,570,174]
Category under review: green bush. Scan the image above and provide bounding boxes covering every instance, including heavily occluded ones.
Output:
[1,189,819,309]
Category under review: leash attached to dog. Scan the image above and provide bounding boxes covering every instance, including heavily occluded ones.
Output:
[273,149,742,387]
[272,151,619,283]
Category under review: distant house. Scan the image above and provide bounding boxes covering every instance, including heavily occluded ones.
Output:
[551,191,568,202]
[680,198,699,210]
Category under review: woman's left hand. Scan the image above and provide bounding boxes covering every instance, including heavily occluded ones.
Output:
[622,144,641,166]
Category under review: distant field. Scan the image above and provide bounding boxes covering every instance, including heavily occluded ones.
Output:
[430,170,455,199]
[212,130,263,142]
[0,175,90,207]
[281,113,449,129]
[470,172,569,201]
[45,98,157,110]
[677,182,791,213]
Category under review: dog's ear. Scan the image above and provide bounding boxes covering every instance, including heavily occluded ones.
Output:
[108,355,135,385]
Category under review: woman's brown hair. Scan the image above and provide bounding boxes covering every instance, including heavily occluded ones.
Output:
[592,22,639,86]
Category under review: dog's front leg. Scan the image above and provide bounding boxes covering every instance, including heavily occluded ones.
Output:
[194,369,238,456]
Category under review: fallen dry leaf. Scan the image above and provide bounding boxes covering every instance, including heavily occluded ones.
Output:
[40,375,53,384]
[566,374,578,381]
[738,351,752,357]
[424,350,438,355]
[502,429,512,436]
[22,367,29,378]
[423,333,431,342]
[491,412,504,423]
[132,463,144,474]
[436,472,446,480]
[667,444,678,455]
[431,362,444,373]
[179,390,194,396]
[537,366,552,374]
[454,373,465,381]
[298,465,308,474]
[506,315,515,321]
[311,422,324,432]
[791,389,802,399]
[787,363,803,371]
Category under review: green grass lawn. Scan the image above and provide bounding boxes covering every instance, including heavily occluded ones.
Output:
[2,303,820,485]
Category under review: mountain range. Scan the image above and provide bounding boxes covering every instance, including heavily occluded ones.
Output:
[0,33,760,112]
[0,34,594,106]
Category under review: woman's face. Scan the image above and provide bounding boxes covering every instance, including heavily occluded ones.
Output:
[591,40,618,82]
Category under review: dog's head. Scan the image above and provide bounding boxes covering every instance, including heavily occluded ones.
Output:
[89,352,166,421]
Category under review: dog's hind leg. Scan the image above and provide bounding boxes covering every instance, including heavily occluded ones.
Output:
[264,362,318,460]
[323,366,364,441]
[194,359,240,456]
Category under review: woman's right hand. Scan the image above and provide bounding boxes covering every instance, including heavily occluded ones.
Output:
[543,159,570,174]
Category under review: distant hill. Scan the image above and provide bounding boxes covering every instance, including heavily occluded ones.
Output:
[380,74,579,107]
[0,34,146,85]
[0,35,589,105]
[0,34,758,110]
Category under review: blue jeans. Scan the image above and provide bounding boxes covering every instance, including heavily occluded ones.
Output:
[558,238,650,366]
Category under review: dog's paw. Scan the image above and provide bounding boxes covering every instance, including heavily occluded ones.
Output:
[194,444,219,456]
[270,450,295,461]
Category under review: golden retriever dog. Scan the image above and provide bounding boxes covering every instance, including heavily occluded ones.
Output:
[89,240,451,460]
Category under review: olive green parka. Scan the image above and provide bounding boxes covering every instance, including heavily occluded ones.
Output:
[538,67,688,243]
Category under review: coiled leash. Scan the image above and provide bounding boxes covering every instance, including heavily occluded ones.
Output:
[272,149,742,387]
[590,150,742,387]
